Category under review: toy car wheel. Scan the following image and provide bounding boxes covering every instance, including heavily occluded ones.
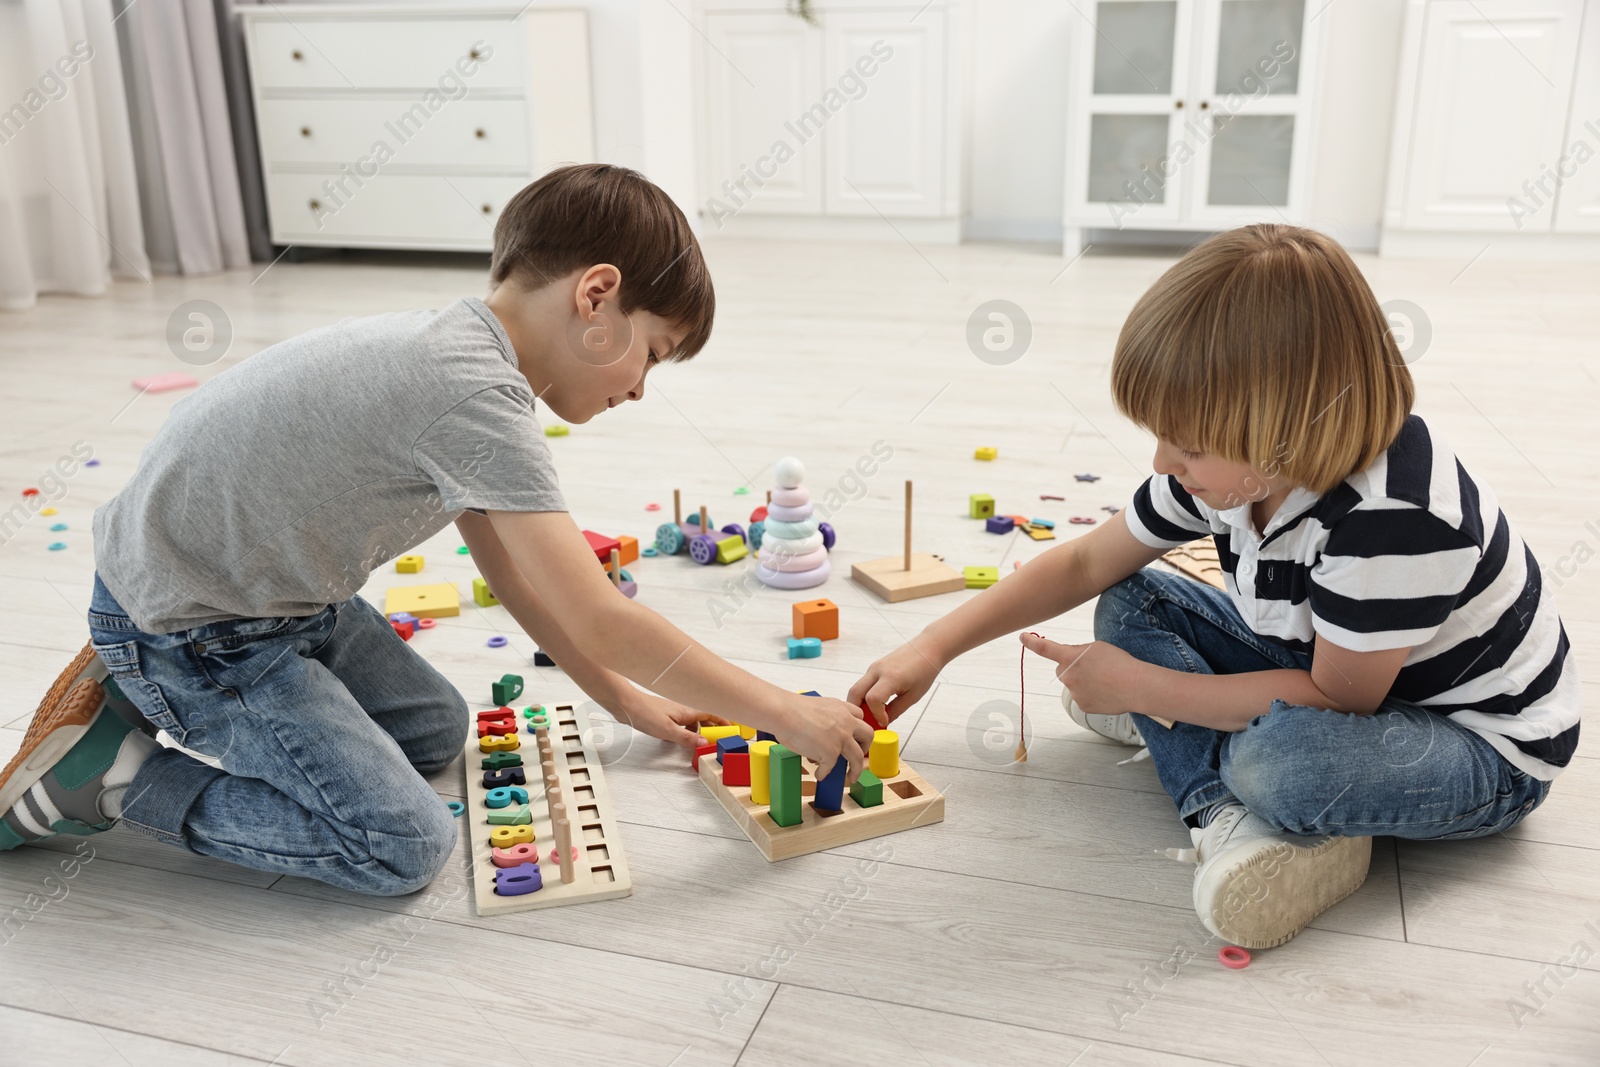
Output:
[654,523,685,555]
[818,522,835,551]
[688,534,719,565]
[748,521,765,551]
[720,523,746,543]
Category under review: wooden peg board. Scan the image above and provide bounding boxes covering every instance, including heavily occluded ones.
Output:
[1162,537,1226,590]
[462,702,632,915]
[698,753,944,862]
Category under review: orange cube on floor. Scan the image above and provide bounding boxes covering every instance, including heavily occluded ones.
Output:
[792,598,839,641]
[617,534,639,566]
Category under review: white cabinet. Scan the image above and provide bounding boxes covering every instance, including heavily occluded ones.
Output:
[1382,0,1600,256]
[239,4,594,252]
[696,1,962,242]
[1063,0,1324,255]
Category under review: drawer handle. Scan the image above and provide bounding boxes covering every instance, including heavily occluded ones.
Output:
[475,128,486,139]
[291,49,303,61]
[300,126,311,138]
[481,203,493,215]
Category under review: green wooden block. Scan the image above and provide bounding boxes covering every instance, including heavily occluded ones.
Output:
[473,577,499,608]
[767,744,803,827]
[491,673,524,705]
[849,768,883,808]
[968,493,995,519]
[964,565,999,589]
[716,535,748,564]
[487,804,532,825]
[481,751,524,771]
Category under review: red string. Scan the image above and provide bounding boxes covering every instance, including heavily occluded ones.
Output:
[1017,632,1040,763]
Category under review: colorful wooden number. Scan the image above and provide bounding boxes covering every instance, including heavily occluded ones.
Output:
[481,751,523,771]
[479,734,519,753]
[490,824,534,848]
[482,767,527,789]
[494,862,543,896]
[491,843,539,868]
[487,804,532,825]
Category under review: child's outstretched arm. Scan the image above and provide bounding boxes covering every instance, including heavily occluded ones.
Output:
[456,511,728,750]
[849,513,1165,725]
[485,509,876,779]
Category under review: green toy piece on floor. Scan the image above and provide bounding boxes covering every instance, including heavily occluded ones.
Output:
[492,673,524,705]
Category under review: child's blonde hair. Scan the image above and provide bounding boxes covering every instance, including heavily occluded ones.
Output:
[1111,224,1414,495]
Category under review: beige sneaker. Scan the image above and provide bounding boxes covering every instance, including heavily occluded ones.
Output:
[1167,803,1372,949]
[1062,690,1146,747]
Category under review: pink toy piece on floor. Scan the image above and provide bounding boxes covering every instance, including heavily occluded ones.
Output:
[645,502,661,511]
[416,618,437,630]
[133,372,200,393]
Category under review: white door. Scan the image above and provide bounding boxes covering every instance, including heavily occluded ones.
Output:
[1400,0,1584,232]
[1066,0,1196,229]
[702,12,824,218]
[1185,0,1320,226]
[1553,4,1600,233]
[821,12,948,217]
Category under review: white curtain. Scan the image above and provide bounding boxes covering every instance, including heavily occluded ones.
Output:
[0,0,148,311]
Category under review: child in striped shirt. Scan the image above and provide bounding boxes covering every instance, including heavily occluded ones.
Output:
[850,224,1578,950]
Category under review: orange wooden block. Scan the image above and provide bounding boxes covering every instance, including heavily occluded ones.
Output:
[792,598,839,641]
[617,535,639,566]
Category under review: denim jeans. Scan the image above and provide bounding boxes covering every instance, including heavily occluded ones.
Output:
[1096,568,1551,839]
[88,574,465,895]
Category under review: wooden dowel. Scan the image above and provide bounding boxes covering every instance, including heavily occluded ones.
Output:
[555,812,575,884]
[673,488,681,527]
[903,480,912,572]
[699,505,708,533]
[609,548,621,587]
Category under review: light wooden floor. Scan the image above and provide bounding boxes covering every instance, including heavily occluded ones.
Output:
[1,236,1597,1066]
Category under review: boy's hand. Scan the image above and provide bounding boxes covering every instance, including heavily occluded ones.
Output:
[848,640,944,729]
[773,695,875,782]
[612,690,730,751]
[1020,633,1149,715]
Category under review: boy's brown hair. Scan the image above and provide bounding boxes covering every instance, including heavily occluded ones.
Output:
[1111,223,1414,496]
[489,164,714,360]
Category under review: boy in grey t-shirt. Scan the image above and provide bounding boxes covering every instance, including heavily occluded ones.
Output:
[1,165,875,895]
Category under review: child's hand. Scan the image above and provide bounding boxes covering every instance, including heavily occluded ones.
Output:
[848,641,944,728]
[1021,633,1148,716]
[773,695,875,781]
[611,690,730,750]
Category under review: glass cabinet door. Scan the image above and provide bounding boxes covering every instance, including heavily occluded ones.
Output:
[1186,0,1315,223]
[1068,0,1194,226]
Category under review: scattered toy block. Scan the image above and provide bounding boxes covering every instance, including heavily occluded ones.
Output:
[473,577,499,608]
[583,530,622,564]
[1024,525,1057,541]
[969,494,995,519]
[716,534,748,564]
[985,516,1015,534]
[492,673,524,705]
[545,425,569,437]
[767,745,803,827]
[1075,472,1100,482]
[792,598,839,641]
[395,554,424,573]
[722,751,751,787]
[616,535,639,566]
[964,566,999,589]
[391,619,414,641]
[850,768,883,808]
[692,741,717,771]
[813,757,846,812]
[384,582,460,619]
[787,637,822,659]
[132,371,199,393]
[534,650,557,668]
[1030,518,1056,529]
[974,447,998,461]
[716,735,749,764]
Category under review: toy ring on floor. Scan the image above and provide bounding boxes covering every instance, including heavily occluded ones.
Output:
[1219,946,1251,969]
[417,618,437,630]
[447,801,465,817]
[645,502,661,511]
[487,636,508,648]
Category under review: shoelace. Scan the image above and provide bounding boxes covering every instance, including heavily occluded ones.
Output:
[1162,804,1248,864]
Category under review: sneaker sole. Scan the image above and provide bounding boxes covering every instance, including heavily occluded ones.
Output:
[0,644,107,824]
[1196,834,1372,950]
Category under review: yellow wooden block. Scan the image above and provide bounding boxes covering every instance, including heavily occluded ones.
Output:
[974,447,997,461]
[1024,524,1056,541]
[395,554,424,573]
[737,723,756,739]
[40,507,58,516]
[869,729,900,779]
[749,740,776,805]
[384,582,461,619]
[699,724,742,742]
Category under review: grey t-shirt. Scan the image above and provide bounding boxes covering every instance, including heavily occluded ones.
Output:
[94,298,566,633]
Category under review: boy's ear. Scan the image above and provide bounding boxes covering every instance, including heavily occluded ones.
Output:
[575,263,623,315]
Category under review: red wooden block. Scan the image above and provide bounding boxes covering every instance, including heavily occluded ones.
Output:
[722,751,751,787]
[692,741,717,771]
[391,619,413,641]
[476,708,517,737]
[582,530,622,563]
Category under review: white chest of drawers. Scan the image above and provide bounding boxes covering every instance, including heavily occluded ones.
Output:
[238,4,593,252]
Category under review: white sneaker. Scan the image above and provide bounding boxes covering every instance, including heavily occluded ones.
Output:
[1166,804,1372,949]
[1062,691,1145,747]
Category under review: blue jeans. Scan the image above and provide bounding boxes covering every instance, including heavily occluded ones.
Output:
[1096,568,1551,839]
[88,574,465,895]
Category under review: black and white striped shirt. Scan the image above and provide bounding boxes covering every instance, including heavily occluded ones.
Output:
[1126,414,1579,779]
